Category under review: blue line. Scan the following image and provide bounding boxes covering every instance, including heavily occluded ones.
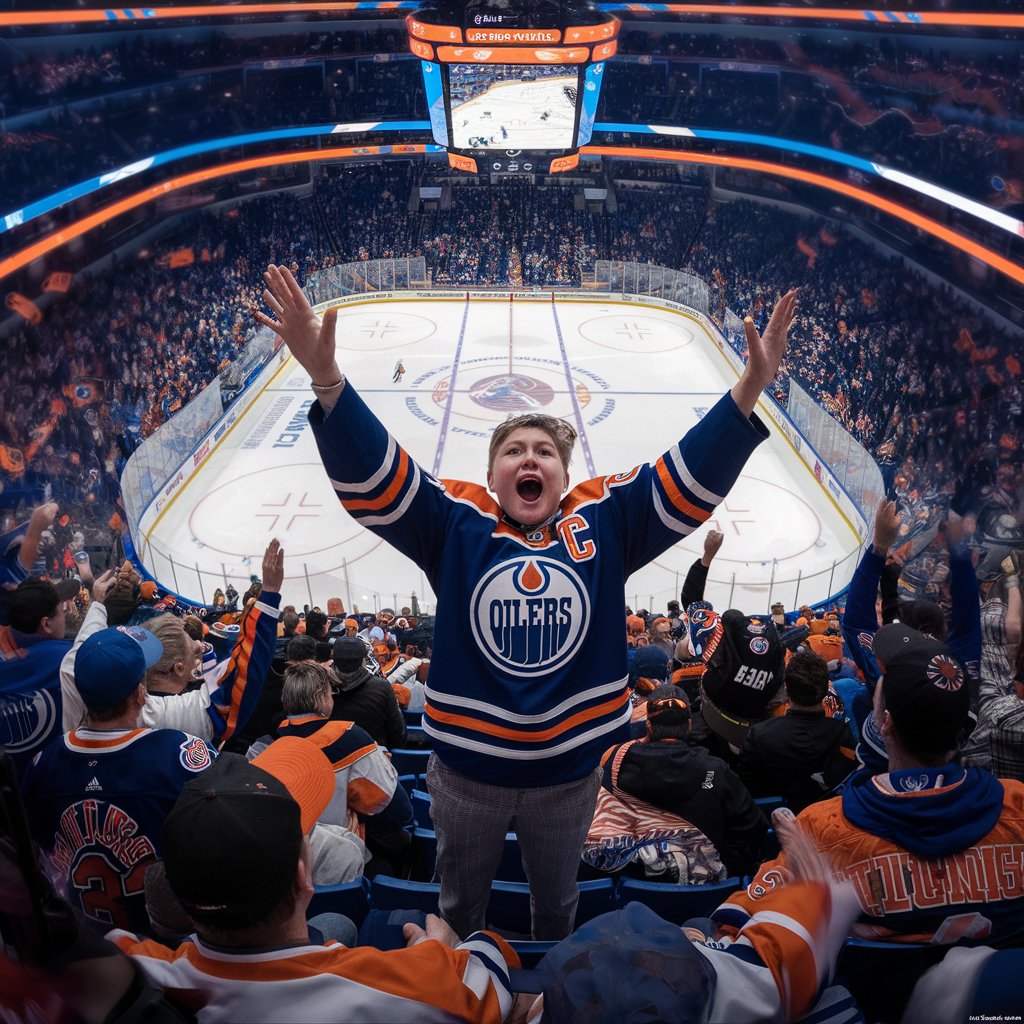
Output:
[431,294,471,478]
[549,298,596,479]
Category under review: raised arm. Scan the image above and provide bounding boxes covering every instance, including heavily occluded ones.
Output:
[257,264,343,411]
[731,289,800,418]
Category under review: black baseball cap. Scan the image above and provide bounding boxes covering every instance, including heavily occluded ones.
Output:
[161,740,333,926]
[875,623,969,755]
[332,636,367,664]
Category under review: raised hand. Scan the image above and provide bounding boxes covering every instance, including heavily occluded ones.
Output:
[256,264,341,387]
[260,538,284,594]
[872,498,901,555]
[731,288,800,417]
[702,529,724,566]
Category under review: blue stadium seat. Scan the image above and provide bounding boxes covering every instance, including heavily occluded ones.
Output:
[371,875,441,915]
[391,748,431,776]
[405,725,431,748]
[411,789,433,830]
[486,879,615,935]
[397,773,418,797]
[410,827,438,880]
[403,710,423,727]
[509,940,557,968]
[837,937,932,1023]
[754,795,787,817]
[617,876,743,924]
[307,877,372,926]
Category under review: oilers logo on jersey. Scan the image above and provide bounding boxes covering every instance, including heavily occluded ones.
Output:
[470,556,590,676]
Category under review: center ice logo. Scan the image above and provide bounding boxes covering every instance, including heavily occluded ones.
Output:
[470,556,590,677]
[468,374,555,412]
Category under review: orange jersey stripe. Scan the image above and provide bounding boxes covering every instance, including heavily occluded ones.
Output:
[561,476,610,516]
[427,691,629,743]
[67,728,148,749]
[442,480,501,517]
[347,776,391,815]
[655,457,711,523]
[342,447,410,512]
[219,605,256,743]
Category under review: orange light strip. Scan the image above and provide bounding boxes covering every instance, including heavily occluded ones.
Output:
[583,146,1024,287]
[565,21,619,44]
[5,143,1021,288]
[0,4,414,26]
[3,4,1023,29]
[0,146,427,282]
[615,4,1024,28]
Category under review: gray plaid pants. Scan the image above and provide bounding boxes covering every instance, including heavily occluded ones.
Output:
[426,752,602,940]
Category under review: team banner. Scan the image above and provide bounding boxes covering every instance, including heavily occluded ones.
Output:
[43,272,73,293]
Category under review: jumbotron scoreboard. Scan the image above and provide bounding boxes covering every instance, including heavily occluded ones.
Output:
[407,0,619,174]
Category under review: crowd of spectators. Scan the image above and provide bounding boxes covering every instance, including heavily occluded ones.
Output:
[1,453,1021,1023]
[1,169,1020,606]
[3,21,1022,251]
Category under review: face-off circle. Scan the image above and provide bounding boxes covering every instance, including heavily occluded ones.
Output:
[578,315,693,353]
[333,311,437,350]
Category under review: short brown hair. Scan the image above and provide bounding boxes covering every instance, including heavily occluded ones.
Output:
[487,414,577,474]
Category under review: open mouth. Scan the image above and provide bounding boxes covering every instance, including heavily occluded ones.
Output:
[517,478,543,502]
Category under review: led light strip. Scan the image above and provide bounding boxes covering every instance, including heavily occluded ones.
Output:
[2,140,1021,289]
[599,123,1024,239]
[582,144,1024,286]
[600,4,1024,28]
[8,121,1019,244]
[0,143,442,281]
[2,2,1022,28]
[0,3,417,26]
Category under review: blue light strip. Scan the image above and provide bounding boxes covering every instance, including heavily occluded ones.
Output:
[5,118,1020,242]
[1,121,431,234]
[594,122,1024,239]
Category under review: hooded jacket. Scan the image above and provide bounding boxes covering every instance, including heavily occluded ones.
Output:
[330,665,406,750]
[608,737,767,878]
[716,764,1024,945]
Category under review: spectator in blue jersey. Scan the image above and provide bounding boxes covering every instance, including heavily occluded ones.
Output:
[59,540,284,747]
[0,502,60,626]
[0,576,71,780]
[21,623,217,935]
[257,263,798,940]
[841,499,982,770]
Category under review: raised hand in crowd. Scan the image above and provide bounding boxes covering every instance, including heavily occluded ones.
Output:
[90,567,117,605]
[872,498,901,555]
[732,288,799,417]
[257,264,341,397]
[260,538,285,594]
[702,529,724,567]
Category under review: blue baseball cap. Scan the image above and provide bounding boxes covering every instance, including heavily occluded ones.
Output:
[75,625,163,709]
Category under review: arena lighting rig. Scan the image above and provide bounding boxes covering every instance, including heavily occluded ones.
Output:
[407,0,619,174]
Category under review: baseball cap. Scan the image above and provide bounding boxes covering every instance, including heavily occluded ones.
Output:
[514,902,715,1022]
[646,684,692,727]
[875,623,969,755]
[161,739,334,926]
[629,645,670,691]
[74,626,163,709]
[332,636,367,664]
[343,617,359,630]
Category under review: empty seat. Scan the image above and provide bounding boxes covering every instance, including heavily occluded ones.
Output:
[486,879,616,935]
[307,877,372,926]
[617,875,742,924]
[371,875,441,915]
[390,748,431,776]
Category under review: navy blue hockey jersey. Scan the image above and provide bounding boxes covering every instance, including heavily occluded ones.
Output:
[21,727,216,933]
[310,383,767,787]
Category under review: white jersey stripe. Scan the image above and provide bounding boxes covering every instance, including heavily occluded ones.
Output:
[666,444,724,505]
[426,675,628,724]
[328,434,397,494]
[652,488,697,536]
[421,702,632,759]
[350,464,421,527]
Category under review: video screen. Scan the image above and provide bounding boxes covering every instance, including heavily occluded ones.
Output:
[449,64,579,151]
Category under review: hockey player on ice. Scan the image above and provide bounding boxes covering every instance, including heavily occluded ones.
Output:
[392,360,406,384]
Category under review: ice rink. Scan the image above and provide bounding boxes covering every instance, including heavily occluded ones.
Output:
[139,295,862,614]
